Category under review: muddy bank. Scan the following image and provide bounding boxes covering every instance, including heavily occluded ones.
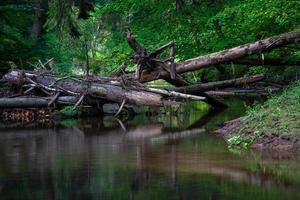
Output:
[216,117,300,152]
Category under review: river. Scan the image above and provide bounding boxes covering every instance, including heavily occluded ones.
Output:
[0,98,300,200]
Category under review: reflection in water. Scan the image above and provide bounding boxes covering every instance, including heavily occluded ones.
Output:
[0,99,300,200]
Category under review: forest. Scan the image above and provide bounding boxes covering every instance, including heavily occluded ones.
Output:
[1,0,299,79]
[1,0,300,147]
[1,1,300,199]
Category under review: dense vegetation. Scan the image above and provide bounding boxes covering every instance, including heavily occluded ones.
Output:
[1,0,300,81]
[226,80,300,150]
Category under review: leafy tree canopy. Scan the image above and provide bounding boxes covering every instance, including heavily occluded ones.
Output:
[1,0,300,80]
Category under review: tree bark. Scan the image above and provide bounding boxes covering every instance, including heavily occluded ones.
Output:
[0,96,77,108]
[205,88,279,97]
[31,0,48,40]
[84,39,90,76]
[231,57,300,66]
[136,30,300,83]
[175,0,185,10]
[173,74,265,94]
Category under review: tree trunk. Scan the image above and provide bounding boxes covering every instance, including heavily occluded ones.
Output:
[136,30,300,83]
[124,28,228,107]
[205,88,279,97]
[0,96,77,108]
[84,39,90,76]
[173,74,265,94]
[175,0,185,10]
[31,0,48,40]
[1,70,205,108]
[231,57,300,66]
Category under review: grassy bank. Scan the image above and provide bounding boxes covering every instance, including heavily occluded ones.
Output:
[219,81,300,151]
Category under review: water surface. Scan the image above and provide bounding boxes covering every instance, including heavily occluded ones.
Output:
[0,98,300,200]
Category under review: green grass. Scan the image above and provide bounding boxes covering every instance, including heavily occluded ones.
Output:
[227,80,300,149]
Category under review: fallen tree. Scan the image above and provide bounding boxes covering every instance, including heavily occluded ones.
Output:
[127,30,300,83]
[205,88,280,97]
[0,96,77,108]
[0,30,299,118]
[122,30,300,107]
[173,74,265,94]
[0,70,205,114]
[231,57,300,67]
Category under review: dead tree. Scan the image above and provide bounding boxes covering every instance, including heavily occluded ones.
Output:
[130,30,300,83]
[1,70,205,112]
[125,28,228,107]
[126,28,180,82]
[1,30,300,115]
[173,74,265,94]
[230,57,300,67]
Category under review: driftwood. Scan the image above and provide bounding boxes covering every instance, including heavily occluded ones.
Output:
[0,70,205,112]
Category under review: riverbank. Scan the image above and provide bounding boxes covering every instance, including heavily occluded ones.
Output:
[217,81,300,152]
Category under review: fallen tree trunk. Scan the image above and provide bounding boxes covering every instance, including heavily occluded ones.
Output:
[134,30,300,83]
[205,88,279,97]
[173,74,265,94]
[3,31,297,112]
[0,96,78,108]
[125,29,294,108]
[125,28,185,85]
[1,70,205,110]
[231,57,300,66]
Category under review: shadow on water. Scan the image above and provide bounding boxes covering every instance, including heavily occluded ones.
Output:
[0,97,300,200]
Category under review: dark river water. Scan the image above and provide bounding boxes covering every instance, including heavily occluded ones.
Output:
[0,98,300,200]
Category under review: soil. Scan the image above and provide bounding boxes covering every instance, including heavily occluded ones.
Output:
[216,118,300,152]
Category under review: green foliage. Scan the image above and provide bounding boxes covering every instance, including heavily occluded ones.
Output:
[82,0,300,79]
[227,130,261,151]
[227,135,251,149]
[45,0,80,37]
[58,106,81,117]
[84,0,298,81]
[0,1,36,73]
[1,0,300,81]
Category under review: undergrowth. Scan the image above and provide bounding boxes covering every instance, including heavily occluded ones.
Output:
[227,80,300,150]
